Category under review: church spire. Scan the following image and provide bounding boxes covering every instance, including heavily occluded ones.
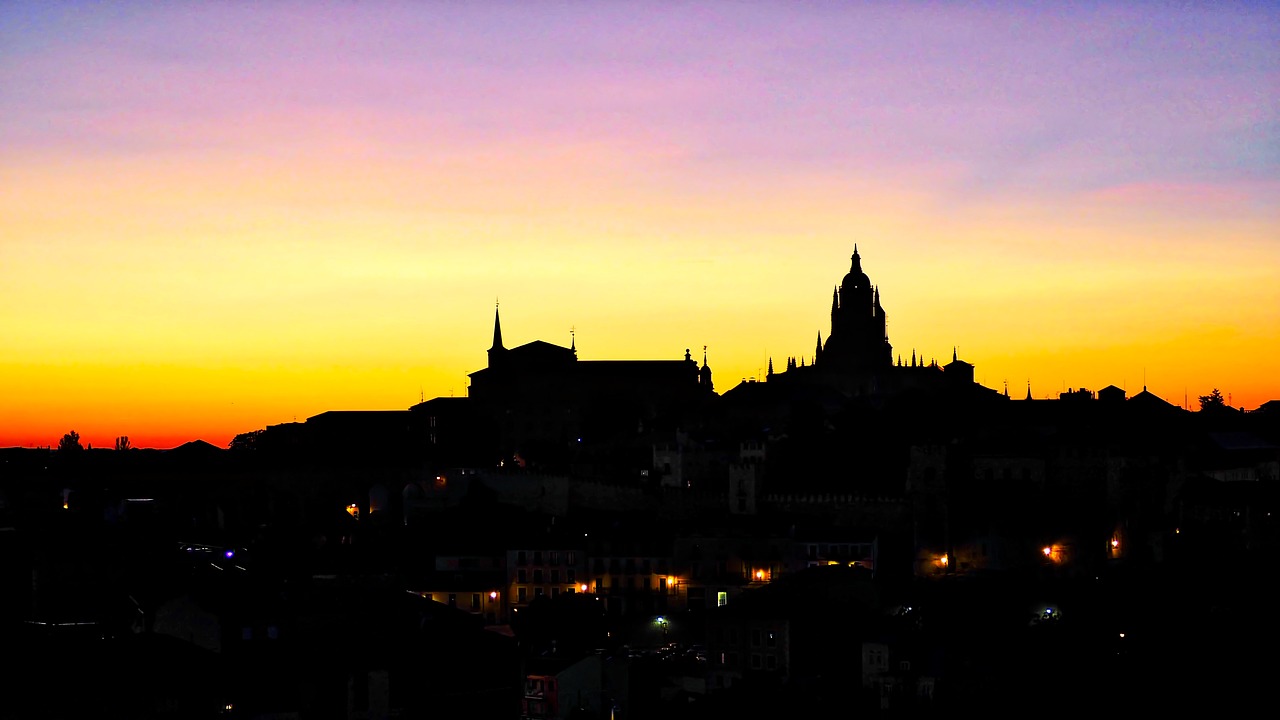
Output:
[487,303,508,369]
[1025,380,1032,401]
[815,331,823,363]
[490,303,504,351]
[767,357,774,377]
[953,346,958,363]
[699,346,713,393]
[851,244,862,272]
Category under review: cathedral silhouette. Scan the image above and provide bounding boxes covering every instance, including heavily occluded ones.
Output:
[757,247,987,400]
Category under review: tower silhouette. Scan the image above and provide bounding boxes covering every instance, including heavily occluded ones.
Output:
[817,246,893,372]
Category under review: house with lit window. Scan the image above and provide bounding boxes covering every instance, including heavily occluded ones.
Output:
[408,570,508,625]
[508,545,588,615]
[673,533,795,612]
[586,535,680,616]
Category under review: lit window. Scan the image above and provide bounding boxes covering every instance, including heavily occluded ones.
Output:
[717,591,727,607]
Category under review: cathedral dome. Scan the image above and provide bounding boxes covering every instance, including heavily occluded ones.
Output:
[842,268,870,291]
[841,246,870,293]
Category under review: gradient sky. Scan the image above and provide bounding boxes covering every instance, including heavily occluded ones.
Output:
[3,1,1278,448]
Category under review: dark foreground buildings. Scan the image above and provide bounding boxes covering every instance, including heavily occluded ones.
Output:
[2,249,1276,717]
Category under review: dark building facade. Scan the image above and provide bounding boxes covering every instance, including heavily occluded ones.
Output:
[463,307,715,468]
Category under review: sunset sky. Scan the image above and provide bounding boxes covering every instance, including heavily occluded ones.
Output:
[3,2,1278,448]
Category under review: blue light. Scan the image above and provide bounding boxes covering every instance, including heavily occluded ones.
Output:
[225,550,235,559]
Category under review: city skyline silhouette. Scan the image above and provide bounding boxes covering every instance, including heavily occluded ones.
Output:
[2,6,1277,716]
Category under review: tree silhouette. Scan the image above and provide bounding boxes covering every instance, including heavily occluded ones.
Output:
[58,430,83,452]
[1198,388,1226,410]
[228,429,262,451]
[114,436,131,451]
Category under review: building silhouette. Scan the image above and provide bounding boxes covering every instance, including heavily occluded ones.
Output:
[745,247,995,403]
[818,245,893,373]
